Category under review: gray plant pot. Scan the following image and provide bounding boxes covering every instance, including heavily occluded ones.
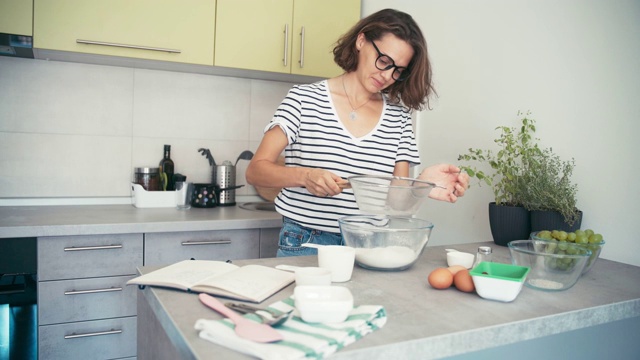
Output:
[488,202,531,246]
[530,210,583,233]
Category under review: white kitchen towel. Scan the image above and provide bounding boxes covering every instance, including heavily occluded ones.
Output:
[194,296,387,360]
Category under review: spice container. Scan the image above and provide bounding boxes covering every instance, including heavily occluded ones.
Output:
[134,167,161,191]
[472,246,492,269]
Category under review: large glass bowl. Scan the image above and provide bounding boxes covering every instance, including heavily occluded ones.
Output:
[530,231,605,275]
[348,175,438,216]
[338,215,434,271]
[508,240,591,291]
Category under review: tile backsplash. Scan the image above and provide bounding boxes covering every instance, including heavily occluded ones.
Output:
[0,56,296,199]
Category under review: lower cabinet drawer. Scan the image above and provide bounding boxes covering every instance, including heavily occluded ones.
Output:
[39,275,137,325]
[38,234,143,281]
[144,229,260,265]
[39,316,137,360]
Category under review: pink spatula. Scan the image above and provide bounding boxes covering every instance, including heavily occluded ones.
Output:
[198,293,283,343]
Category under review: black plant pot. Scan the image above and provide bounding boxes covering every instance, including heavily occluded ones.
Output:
[488,202,531,247]
[530,210,583,233]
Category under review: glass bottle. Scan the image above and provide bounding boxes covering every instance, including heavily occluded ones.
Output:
[473,246,492,268]
[159,145,175,191]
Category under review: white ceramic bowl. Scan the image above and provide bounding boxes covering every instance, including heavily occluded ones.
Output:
[469,262,530,302]
[294,286,353,323]
[294,267,332,286]
[446,251,475,268]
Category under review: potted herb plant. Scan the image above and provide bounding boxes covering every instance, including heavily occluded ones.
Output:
[518,147,582,232]
[458,111,581,245]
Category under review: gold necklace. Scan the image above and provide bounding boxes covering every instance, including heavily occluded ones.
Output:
[342,75,372,121]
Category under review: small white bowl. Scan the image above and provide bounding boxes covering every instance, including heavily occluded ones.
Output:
[295,267,332,286]
[470,262,530,302]
[294,286,353,323]
[446,251,475,268]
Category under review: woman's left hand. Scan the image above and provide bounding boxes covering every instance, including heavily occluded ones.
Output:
[418,164,470,203]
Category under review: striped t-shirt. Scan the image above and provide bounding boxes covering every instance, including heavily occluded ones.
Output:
[266,80,421,233]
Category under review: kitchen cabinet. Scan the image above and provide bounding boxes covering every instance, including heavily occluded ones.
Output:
[215,0,361,78]
[37,233,143,360]
[144,229,261,265]
[0,0,33,36]
[33,0,216,65]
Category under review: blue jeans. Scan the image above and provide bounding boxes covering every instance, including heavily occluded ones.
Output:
[276,217,344,257]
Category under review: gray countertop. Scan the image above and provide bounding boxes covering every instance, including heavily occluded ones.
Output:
[0,204,282,238]
[137,242,640,359]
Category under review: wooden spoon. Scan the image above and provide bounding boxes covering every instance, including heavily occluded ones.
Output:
[198,293,283,343]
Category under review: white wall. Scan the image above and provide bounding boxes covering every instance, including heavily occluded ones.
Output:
[0,57,295,200]
[363,0,640,266]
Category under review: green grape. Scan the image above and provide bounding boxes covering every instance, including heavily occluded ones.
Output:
[551,230,561,239]
[589,233,604,244]
[585,229,595,237]
[558,242,569,251]
[575,234,588,244]
[575,229,585,237]
[557,231,568,241]
[537,230,553,240]
[566,246,578,255]
[567,232,577,242]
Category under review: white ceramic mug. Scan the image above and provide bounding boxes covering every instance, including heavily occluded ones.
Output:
[318,245,356,282]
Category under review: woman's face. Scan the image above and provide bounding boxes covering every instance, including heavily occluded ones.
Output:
[355,32,414,93]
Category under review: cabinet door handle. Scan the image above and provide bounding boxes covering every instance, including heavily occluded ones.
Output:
[181,240,232,246]
[64,329,122,339]
[76,39,181,54]
[298,26,305,68]
[65,287,123,296]
[283,24,289,67]
[64,244,123,251]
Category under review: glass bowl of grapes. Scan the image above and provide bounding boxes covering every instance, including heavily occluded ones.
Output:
[508,239,591,291]
[530,229,605,275]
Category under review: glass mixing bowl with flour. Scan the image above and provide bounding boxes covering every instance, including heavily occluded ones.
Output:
[338,215,434,271]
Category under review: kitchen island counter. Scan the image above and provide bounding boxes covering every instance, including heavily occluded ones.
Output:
[0,204,282,238]
[137,242,640,359]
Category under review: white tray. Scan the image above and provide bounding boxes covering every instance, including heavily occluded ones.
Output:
[131,183,176,208]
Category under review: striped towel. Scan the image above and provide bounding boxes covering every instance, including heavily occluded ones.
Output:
[194,296,387,360]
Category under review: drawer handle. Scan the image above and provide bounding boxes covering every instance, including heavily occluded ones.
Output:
[64,329,122,339]
[65,287,123,296]
[181,240,231,246]
[64,244,123,251]
[76,39,181,54]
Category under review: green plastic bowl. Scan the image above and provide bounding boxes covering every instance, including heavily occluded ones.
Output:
[469,262,530,302]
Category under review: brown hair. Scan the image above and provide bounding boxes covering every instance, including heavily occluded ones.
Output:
[333,9,436,111]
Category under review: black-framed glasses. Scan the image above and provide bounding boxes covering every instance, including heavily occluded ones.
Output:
[371,40,409,81]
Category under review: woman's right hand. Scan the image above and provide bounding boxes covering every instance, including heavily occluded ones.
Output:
[305,168,347,197]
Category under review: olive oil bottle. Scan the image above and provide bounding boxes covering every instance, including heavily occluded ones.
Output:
[159,145,175,191]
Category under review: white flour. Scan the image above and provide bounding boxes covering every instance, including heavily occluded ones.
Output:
[528,279,564,290]
[355,246,417,268]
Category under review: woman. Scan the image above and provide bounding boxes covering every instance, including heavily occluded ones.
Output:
[246,9,469,257]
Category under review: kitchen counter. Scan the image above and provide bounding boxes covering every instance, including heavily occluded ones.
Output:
[136,242,640,359]
[0,204,282,238]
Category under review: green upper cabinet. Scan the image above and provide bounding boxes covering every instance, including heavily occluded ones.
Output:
[33,0,216,65]
[215,0,360,78]
[291,0,361,77]
[0,0,33,36]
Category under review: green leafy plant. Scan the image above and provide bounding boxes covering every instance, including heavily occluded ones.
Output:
[518,148,580,226]
[457,111,541,206]
[457,111,580,225]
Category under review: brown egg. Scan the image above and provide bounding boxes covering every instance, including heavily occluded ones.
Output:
[447,265,467,276]
[453,269,475,293]
[428,268,454,289]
